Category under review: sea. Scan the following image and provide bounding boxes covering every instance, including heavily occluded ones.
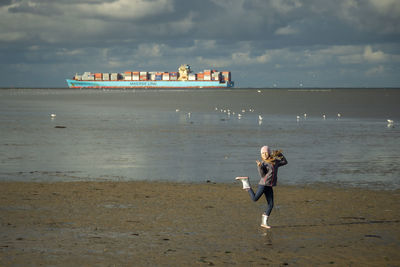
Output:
[0,88,399,189]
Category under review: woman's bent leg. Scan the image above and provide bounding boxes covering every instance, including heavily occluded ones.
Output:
[248,185,265,202]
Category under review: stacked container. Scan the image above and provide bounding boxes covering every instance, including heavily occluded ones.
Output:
[102,73,110,80]
[204,70,211,81]
[140,72,148,81]
[81,72,94,80]
[110,73,119,81]
[95,73,102,81]
[132,72,139,81]
[221,71,231,82]
[212,71,220,81]
[156,73,163,80]
[149,72,156,81]
[124,72,132,81]
[162,72,170,81]
[188,73,196,81]
[197,73,204,81]
[170,72,178,81]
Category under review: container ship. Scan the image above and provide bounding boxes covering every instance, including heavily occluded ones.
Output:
[66,64,234,89]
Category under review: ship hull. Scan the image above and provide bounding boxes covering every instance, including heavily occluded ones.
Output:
[66,80,234,89]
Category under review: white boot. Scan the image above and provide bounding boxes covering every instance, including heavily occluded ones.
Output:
[235,176,250,189]
[261,213,271,229]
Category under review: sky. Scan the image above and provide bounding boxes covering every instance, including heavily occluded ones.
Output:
[0,0,399,88]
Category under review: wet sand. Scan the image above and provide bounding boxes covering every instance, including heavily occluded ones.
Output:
[0,181,399,266]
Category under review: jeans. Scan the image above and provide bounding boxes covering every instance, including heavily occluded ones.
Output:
[248,185,274,216]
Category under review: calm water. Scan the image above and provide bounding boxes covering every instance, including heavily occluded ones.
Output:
[1,88,399,189]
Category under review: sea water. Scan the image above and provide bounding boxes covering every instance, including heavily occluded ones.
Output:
[0,88,399,189]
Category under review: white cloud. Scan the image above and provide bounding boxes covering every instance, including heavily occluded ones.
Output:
[332,45,389,64]
[363,45,388,62]
[196,49,271,68]
[336,0,400,34]
[0,31,25,41]
[75,0,174,20]
[55,48,84,57]
[194,40,217,50]
[136,43,164,58]
[365,65,384,76]
[270,0,302,14]
[231,51,271,65]
[368,0,400,15]
[275,25,298,35]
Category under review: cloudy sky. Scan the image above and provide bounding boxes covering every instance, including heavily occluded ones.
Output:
[0,0,399,88]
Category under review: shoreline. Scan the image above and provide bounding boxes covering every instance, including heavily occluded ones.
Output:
[1,181,399,266]
[0,178,397,191]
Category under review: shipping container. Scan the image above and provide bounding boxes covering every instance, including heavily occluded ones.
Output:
[110,73,119,81]
[102,73,110,80]
[212,72,220,81]
[162,73,170,81]
[221,71,231,81]
[188,73,196,81]
[170,72,178,80]
[155,72,163,80]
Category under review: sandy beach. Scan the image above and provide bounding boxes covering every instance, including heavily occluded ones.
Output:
[0,181,399,266]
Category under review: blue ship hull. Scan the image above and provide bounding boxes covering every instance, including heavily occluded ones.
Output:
[66,79,234,88]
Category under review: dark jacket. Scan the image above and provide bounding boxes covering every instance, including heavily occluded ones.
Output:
[257,155,288,186]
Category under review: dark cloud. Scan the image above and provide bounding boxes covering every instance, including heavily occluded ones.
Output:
[0,0,399,87]
[0,0,12,7]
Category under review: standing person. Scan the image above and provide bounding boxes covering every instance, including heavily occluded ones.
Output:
[236,146,288,229]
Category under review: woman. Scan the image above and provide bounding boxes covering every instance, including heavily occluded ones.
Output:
[236,146,288,228]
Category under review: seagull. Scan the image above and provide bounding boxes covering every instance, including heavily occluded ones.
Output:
[323,114,326,120]
[187,112,191,118]
[258,115,263,121]
[175,109,180,112]
[238,114,242,119]
[337,113,341,118]
[257,90,261,93]
[241,109,246,113]
[303,113,307,118]
[50,113,56,118]
[387,119,394,127]
[296,115,300,122]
